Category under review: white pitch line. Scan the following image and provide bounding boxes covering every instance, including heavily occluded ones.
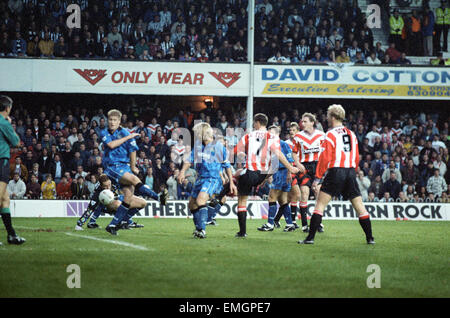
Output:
[65,232,151,251]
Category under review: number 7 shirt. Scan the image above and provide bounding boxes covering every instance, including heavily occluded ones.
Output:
[315,126,359,180]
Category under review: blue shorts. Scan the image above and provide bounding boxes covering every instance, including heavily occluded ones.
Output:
[104,163,132,186]
[272,169,291,192]
[191,178,223,199]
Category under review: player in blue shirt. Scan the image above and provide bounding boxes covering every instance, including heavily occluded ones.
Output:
[258,125,298,232]
[178,122,237,238]
[100,109,168,235]
[74,174,145,231]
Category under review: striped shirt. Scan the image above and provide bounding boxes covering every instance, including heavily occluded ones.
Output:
[293,129,325,163]
[234,129,281,172]
[296,44,310,62]
[315,126,359,180]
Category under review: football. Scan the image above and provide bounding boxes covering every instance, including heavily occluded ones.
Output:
[99,189,115,206]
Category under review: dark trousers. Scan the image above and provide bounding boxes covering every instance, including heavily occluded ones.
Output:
[435,24,449,51]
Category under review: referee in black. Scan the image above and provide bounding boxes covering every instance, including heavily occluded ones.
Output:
[0,95,25,245]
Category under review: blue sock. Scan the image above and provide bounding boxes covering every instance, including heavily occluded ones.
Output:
[109,203,129,227]
[191,208,201,230]
[268,202,277,225]
[88,206,103,224]
[123,208,139,224]
[136,183,158,200]
[198,206,208,231]
[282,204,293,225]
[213,203,222,218]
[207,205,215,222]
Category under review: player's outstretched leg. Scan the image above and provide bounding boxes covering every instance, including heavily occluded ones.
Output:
[106,202,130,235]
[87,206,103,229]
[258,201,276,231]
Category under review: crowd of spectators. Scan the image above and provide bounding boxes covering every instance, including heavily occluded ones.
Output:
[4,93,450,203]
[1,0,448,65]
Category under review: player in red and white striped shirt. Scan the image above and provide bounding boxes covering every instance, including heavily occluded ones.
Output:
[298,104,375,245]
[233,113,299,238]
[291,113,325,232]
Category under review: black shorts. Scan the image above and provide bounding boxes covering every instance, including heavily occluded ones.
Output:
[237,170,269,196]
[0,158,10,184]
[296,161,318,188]
[320,168,361,201]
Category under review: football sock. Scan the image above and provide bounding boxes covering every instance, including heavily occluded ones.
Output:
[1,208,16,237]
[267,202,277,225]
[190,207,200,230]
[88,206,103,224]
[198,205,208,231]
[135,182,159,200]
[214,203,222,217]
[123,208,139,224]
[305,210,322,241]
[109,202,130,227]
[282,204,293,225]
[290,202,298,222]
[359,212,373,240]
[299,201,308,227]
[274,206,283,223]
[237,206,247,234]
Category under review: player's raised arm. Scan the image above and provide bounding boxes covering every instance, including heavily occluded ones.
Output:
[104,133,140,149]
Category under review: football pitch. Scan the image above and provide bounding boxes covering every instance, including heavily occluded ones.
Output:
[0,218,449,298]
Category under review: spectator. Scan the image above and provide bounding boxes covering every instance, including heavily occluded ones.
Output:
[41,174,57,199]
[38,31,54,57]
[435,0,449,53]
[335,49,350,63]
[71,176,89,199]
[426,168,447,198]
[389,9,404,52]
[56,176,72,199]
[7,173,26,199]
[10,156,28,182]
[385,42,401,63]
[85,174,98,198]
[368,175,384,199]
[11,31,27,57]
[177,178,192,200]
[166,168,179,200]
[49,154,65,184]
[382,160,403,183]
[26,174,41,199]
[74,165,88,180]
[144,167,154,190]
[356,170,371,201]
[366,51,381,64]
[382,171,402,200]
[422,6,435,56]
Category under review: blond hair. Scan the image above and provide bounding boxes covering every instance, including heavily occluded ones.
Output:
[327,104,346,122]
[302,112,317,123]
[290,122,300,130]
[193,122,213,141]
[107,109,122,118]
[268,125,281,136]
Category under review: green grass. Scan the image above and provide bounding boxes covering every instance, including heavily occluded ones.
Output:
[0,218,449,298]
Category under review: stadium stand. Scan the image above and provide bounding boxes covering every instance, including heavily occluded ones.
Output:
[0,0,449,64]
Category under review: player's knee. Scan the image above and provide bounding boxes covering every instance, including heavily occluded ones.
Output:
[136,197,147,209]
[108,200,121,211]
